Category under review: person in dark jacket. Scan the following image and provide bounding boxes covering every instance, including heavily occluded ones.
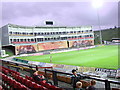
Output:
[71,69,82,89]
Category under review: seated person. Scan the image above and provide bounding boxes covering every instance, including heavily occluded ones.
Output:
[76,81,83,90]
[87,80,96,90]
[33,71,46,83]
[33,71,52,85]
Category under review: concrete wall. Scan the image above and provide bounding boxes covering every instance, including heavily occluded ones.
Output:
[2,25,9,46]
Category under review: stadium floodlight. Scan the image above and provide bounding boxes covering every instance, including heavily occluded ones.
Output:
[92,0,103,44]
[92,0,103,9]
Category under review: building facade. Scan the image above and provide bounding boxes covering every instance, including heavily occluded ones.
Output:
[1,24,94,55]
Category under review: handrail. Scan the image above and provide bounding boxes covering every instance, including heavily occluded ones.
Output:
[45,69,120,90]
[45,69,120,83]
[1,59,37,69]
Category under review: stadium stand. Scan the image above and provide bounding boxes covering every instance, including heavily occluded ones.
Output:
[1,72,30,89]
[1,24,94,55]
[1,63,63,89]
[1,59,120,90]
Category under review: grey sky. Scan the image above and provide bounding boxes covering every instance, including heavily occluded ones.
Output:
[1,1,118,30]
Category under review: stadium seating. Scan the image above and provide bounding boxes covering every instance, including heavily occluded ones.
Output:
[2,66,20,75]
[1,66,50,89]
[0,85,3,90]
[12,71,61,89]
[2,72,29,89]
[25,75,35,82]
[2,68,9,75]
[39,81,60,89]
[25,74,62,89]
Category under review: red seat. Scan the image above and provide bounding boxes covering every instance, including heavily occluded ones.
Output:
[15,75,19,80]
[27,81,34,89]
[13,81,18,88]
[3,69,9,75]
[49,85,58,89]
[20,85,29,90]
[34,83,43,88]
[4,75,8,82]
[21,78,26,84]
[17,76,22,82]
[25,75,29,79]
[0,85,3,90]
[7,77,12,85]
[24,79,30,87]
[25,75,35,82]
[9,79,14,87]
[31,82,36,86]
[2,66,20,76]
[39,81,46,85]
[16,82,21,88]
[42,83,51,88]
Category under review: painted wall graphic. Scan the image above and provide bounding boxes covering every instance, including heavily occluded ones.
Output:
[15,45,38,55]
[69,40,94,47]
[37,41,68,51]
[14,40,94,55]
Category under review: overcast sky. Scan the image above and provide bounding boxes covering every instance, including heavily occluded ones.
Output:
[1,0,118,30]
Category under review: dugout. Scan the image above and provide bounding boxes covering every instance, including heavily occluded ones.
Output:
[2,45,15,55]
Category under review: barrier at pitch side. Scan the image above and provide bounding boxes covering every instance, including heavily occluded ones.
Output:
[13,58,29,64]
[50,46,96,54]
[12,57,118,78]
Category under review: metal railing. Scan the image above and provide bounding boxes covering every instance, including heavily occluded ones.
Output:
[45,69,120,90]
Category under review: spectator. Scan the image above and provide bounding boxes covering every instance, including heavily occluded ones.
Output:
[80,80,90,89]
[76,81,83,90]
[87,80,96,90]
[33,71,52,85]
[33,71,46,83]
[71,69,82,88]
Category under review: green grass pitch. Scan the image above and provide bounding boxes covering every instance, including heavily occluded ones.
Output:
[17,45,119,69]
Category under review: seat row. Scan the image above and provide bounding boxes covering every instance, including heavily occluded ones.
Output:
[2,66,20,75]
[2,66,62,89]
[12,73,48,89]
[25,75,63,90]
[1,72,30,90]
[2,68,9,75]
[2,66,49,89]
